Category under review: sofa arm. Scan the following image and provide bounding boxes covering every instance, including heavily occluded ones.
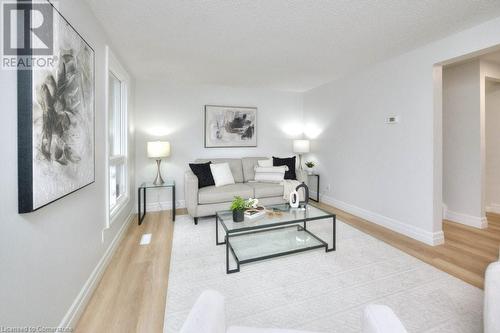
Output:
[362,305,408,333]
[296,169,308,187]
[185,170,199,217]
[485,261,500,333]
[180,290,226,333]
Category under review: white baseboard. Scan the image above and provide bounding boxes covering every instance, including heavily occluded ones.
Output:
[321,194,444,246]
[445,209,488,229]
[143,200,186,213]
[58,209,135,329]
[486,203,500,215]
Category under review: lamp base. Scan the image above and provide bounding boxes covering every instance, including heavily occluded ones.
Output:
[298,154,304,170]
[153,159,165,185]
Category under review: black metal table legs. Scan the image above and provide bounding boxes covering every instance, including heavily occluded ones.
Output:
[172,185,176,221]
[215,214,226,245]
[326,215,336,252]
[138,186,176,225]
[138,187,146,225]
[308,174,320,202]
[225,236,240,274]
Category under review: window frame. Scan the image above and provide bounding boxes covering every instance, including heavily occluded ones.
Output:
[106,46,130,226]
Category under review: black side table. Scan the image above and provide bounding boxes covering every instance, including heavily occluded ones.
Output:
[138,180,176,225]
[307,174,320,202]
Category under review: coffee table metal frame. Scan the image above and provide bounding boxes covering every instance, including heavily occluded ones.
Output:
[215,205,336,274]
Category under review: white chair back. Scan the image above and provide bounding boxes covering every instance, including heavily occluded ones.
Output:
[484,260,500,333]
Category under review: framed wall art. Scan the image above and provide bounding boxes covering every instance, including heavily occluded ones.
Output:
[18,1,95,213]
[204,105,257,148]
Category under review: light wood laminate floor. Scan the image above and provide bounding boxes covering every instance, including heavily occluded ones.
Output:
[75,210,176,333]
[75,204,499,332]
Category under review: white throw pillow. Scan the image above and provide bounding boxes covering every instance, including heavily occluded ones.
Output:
[254,173,285,183]
[210,163,235,187]
[257,159,273,167]
[254,166,288,173]
[254,166,286,183]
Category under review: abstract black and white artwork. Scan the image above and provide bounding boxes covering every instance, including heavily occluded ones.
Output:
[18,2,95,213]
[204,105,257,148]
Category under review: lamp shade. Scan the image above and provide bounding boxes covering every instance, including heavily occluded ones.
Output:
[147,141,170,158]
[293,139,310,153]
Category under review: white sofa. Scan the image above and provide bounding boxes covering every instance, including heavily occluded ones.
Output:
[484,260,500,333]
[179,290,406,333]
[185,157,308,225]
[362,305,407,333]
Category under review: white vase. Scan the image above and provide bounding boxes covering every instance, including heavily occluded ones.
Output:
[307,167,314,175]
[289,190,299,208]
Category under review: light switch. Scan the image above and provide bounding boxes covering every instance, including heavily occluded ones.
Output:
[386,116,400,124]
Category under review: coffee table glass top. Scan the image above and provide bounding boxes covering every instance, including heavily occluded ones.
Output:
[217,203,334,233]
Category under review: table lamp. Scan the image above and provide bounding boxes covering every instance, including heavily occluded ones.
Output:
[293,139,310,170]
[147,141,170,185]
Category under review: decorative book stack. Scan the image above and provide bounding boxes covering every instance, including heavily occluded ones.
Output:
[244,206,266,219]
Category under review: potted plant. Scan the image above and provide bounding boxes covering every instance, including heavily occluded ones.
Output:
[230,196,249,222]
[305,161,315,175]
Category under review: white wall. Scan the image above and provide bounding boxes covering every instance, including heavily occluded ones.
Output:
[134,80,303,210]
[442,60,483,226]
[0,0,135,328]
[486,80,500,214]
[303,16,500,245]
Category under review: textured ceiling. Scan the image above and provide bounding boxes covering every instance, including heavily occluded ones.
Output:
[85,0,500,91]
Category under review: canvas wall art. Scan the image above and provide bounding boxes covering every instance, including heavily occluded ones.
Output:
[18,1,95,213]
[204,105,257,148]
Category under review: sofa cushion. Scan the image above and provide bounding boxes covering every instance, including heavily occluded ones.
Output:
[257,158,273,167]
[273,156,297,180]
[180,290,226,333]
[196,158,244,183]
[362,304,408,333]
[210,163,235,187]
[198,184,254,204]
[189,162,215,188]
[242,157,267,182]
[485,261,500,333]
[248,182,283,198]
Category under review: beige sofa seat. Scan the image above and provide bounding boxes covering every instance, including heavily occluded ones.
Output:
[199,184,254,205]
[247,182,284,198]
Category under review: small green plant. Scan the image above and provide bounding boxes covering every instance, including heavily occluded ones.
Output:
[230,196,249,211]
[305,161,315,168]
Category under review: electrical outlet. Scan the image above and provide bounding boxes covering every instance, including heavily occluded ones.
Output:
[325,184,331,192]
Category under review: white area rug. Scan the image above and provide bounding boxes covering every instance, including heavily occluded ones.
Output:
[164,215,483,332]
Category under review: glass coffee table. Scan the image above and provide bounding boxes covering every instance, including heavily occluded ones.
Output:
[216,203,336,274]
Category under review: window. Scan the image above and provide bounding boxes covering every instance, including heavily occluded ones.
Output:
[107,49,129,220]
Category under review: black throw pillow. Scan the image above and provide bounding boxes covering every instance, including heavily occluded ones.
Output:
[273,156,297,180]
[189,162,215,188]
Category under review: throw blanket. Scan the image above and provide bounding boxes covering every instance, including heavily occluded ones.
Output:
[282,179,304,201]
